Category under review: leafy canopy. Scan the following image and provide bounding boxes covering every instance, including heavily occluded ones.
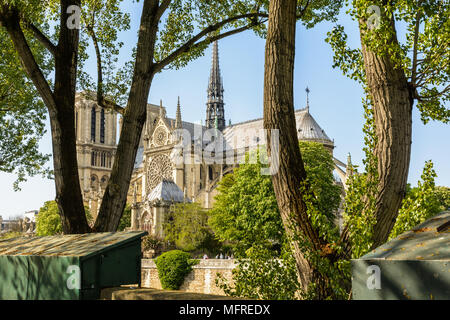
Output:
[0,25,51,190]
[210,142,344,299]
[326,0,449,124]
[36,200,92,236]
[209,142,342,255]
[164,202,219,253]
[390,160,442,239]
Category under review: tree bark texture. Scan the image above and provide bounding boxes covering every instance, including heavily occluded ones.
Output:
[93,0,160,232]
[263,0,329,296]
[359,18,413,248]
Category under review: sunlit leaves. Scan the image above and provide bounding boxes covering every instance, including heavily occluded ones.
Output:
[154,0,344,70]
[0,28,51,190]
[389,160,441,239]
[210,142,342,257]
[330,0,449,124]
[164,202,216,252]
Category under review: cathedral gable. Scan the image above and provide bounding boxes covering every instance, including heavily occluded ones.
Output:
[150,119,173,148]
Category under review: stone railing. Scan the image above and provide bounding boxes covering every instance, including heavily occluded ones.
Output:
[141,259,236,296]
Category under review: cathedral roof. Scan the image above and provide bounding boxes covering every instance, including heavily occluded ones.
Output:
[296,109,333,143]
[222,108,333,150]
[147,179,189,203]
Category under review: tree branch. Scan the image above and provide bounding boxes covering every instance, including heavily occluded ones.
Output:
[297,0,311,18]
[86,22,104,102]
[156,0,172,22]
[21,18,57,56]
[410,10,421,87]
[98,97,125,115]
[416,84,450,101]
[0,6,56,112]
[85,17,125,116]
[152,12,268,73]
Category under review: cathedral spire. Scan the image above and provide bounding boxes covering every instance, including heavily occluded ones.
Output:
[206,41,225,131]
[305,86,310,112]
[175,96,182,129]
[159,99,166,119]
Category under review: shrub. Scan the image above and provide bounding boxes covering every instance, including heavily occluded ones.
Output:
[155,250,198,290]
[36,200,92,236]
[0,231,23,240]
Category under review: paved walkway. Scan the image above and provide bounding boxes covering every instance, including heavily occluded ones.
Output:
[100,287,240,300]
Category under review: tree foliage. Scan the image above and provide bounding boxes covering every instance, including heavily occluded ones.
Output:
[0,26,51,190]
[36,200,92,236]
[117,203,131,231]
[326,0,449,122]
[390,160,442,239]
[164,202,219,253]
[216,242,301,300]
[210,142,344,299]
[209,142,342,256]
[434,186,450,212]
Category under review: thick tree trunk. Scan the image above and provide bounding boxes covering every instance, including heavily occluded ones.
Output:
[93,0,160,232]
[1,2,90,234]
[263,0,329,297]
[359,19,413,248]
[51,0,90,233]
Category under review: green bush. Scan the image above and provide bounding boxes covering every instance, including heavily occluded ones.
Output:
[0,231,23,240]
[155,250,198,290]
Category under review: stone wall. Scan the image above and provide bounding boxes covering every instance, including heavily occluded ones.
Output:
[141,259,235,296]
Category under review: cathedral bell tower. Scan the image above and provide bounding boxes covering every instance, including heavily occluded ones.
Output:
[206,41,225,131]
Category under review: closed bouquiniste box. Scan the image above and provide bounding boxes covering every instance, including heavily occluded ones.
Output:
[351,211,450,300]
[0,231,147,300]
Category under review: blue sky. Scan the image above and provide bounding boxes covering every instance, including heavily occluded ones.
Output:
[0,3,448,219]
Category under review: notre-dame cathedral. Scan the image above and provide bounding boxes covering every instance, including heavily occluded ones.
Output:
[74,41,350,237]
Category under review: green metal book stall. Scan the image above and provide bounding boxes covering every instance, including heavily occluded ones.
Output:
[352,211,449,300]
[0,231,147,300]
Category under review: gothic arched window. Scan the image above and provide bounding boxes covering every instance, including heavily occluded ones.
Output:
[100,108,105,144]
[209,166,213,180]
[91,107,96,142]
[141,212,152,233]
[90,174,99,190]
[101,152,106,167]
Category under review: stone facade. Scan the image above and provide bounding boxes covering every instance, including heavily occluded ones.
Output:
[75,92,117,219]
[141,259,235,296]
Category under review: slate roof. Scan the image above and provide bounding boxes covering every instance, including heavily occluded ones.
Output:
[222,108,333,150]
[147,179,189,203]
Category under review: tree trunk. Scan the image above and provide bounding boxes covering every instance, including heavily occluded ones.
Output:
[93,0,159,232]
[51,0,90,233]
[359,18,413,248]
[263,0,329,297]
[1,2,90,234]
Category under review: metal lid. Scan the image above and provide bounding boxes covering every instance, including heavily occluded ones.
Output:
[359,211,450,261]
[0,231,147,259]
